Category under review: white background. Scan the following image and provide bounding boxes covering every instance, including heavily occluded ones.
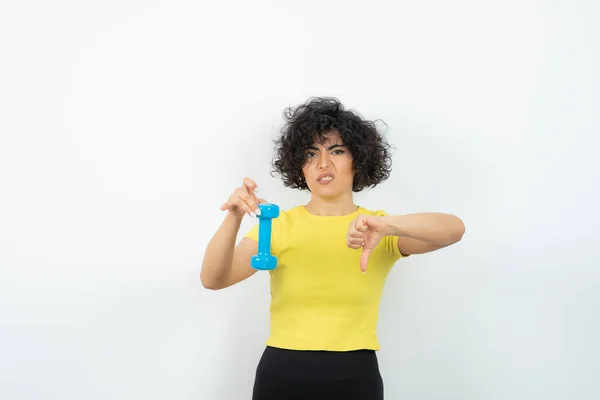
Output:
[1,1,599,399]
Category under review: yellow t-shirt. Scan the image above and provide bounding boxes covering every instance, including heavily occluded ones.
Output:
[244,205,405,351]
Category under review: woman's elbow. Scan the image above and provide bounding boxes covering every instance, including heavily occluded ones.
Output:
[200,272,223,291]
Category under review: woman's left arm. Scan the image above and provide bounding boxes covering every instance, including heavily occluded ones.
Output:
[383,213,465,255]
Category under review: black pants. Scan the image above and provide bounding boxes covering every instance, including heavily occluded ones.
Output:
[252,346,384,400]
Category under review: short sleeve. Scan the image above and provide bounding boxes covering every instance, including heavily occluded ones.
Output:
[384,235,404,260]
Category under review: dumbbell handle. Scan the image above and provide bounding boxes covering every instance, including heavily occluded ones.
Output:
[257,217,273,255]
[251,203,279,270]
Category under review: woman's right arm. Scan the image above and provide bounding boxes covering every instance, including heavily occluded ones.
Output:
[200,178,263,290]
[200,213,259,290]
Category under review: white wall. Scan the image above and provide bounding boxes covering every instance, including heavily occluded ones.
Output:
[1,1,599,399]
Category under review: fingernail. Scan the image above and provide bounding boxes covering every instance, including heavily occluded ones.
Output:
[250,211,256,218]
[255,208,261,216]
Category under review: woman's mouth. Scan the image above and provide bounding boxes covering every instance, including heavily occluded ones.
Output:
[317,174,334,184]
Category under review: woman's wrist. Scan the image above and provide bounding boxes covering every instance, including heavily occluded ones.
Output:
[381,215,407,237]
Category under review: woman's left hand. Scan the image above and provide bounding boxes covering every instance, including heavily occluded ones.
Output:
[346,215,389,272]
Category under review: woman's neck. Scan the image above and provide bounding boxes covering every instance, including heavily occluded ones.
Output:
[304,195,358,216]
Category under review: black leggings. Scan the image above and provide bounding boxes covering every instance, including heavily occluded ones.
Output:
[252,346,384,400]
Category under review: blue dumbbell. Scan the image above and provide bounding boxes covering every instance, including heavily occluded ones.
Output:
[251,203,280,270]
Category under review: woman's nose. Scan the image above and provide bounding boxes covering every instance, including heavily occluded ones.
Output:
[318,155,330,168]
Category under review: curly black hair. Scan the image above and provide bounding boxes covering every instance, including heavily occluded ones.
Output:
[271,97,394,192]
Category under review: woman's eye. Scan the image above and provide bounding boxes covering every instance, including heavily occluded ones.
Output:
[332,149,344,155]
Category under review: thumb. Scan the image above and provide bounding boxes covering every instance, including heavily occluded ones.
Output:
[355,215,368,232]
[360,247,372,273]
[257,198,268,204]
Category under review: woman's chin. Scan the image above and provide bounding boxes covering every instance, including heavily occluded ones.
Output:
[310,185,348,198]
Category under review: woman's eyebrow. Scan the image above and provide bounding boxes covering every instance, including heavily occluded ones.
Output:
[306,144,345,151]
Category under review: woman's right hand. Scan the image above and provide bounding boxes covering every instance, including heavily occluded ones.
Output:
[220,177,266,219]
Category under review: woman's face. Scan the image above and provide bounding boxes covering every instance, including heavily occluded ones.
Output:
[301,131,355,197]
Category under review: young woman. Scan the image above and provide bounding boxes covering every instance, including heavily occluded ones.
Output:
[201,97,465,400]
